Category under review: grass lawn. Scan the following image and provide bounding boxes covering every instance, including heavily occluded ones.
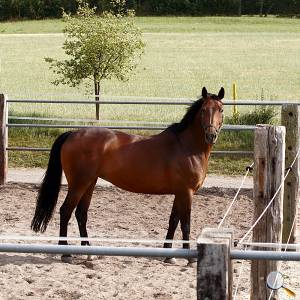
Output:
[1,16,299,174]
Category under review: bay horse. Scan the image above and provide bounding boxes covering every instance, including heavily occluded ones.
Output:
[31,87,224,264]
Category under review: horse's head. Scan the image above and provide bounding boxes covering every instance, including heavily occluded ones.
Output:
[199,87,224,145]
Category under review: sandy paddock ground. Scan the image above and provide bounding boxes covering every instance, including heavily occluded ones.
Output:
[0,183,299,300]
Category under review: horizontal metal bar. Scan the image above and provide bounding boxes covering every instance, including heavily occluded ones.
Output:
[212,151,253,157]
[6,123,256,131]
[0,235,195,244]
[7,124,166,130]
[1,243,300,261]
[7,99,193,105]
[6,147,253,156]
[6,147,51,152]
[231,250,300,261]
[240,242,300,250]
[8,116,168,126]
[6,99,300,105]
[0,243,197,258]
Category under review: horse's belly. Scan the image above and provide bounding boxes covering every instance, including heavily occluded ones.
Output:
[100,169,173,195]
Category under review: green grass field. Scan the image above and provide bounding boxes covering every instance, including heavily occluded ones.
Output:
[0,16,299,174]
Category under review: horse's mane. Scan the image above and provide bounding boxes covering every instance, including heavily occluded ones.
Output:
[167,93,221,134]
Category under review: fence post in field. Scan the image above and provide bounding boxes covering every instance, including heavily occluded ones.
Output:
[251,125,285,300]
[0,94,8,185]
[197,228,233,300]
[281,104,300,244]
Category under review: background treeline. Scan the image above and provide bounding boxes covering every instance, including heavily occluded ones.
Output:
[0,0,299,20]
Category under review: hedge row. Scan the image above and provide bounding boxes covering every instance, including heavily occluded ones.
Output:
[0,0,299,20]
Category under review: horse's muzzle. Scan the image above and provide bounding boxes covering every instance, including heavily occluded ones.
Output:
[205,133,218,145]
[204,126,219,145]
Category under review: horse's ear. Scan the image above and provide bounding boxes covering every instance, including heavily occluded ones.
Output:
[218,87,225,100]
[202,87,208,99]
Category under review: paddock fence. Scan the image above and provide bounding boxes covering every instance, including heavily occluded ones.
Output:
[0,93,300,299]
[1,96,300,155]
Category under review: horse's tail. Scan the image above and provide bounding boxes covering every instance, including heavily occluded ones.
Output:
[31,131,72,233]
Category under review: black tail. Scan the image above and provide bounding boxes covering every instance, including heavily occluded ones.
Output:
[31,131,72,233]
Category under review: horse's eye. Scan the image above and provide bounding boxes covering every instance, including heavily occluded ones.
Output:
[220,109,224,113]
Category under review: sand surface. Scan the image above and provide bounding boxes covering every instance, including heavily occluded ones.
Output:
[0,183,299,300]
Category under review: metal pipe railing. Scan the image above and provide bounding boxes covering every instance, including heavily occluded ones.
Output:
[0,243,197,258]
[0,243,300,262]
[231,250,300,261]
[6,123,256,131]
[5,147,254,156]
[6,99,300,105]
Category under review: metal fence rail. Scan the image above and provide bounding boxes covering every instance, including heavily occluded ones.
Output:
[5,147,253,156]
[6,99,300,105]
[0,243,197,258]
[7,96,299,156]
[0,242,300,262]
[7,123,256,131]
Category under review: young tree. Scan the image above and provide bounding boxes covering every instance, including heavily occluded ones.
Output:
[45,1,145,120]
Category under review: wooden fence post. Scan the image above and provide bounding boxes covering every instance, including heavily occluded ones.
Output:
[281,104,300,244]
[0,94,8,185]
[251,125,285,300]
[197,228,233,300]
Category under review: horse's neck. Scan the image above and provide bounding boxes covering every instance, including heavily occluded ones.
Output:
[177,126,212,158]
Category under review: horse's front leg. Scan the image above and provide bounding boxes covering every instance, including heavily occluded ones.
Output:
[176,190,196,266]
[163,198,180,264]
[179,191,197,266]
[163,190,194,265]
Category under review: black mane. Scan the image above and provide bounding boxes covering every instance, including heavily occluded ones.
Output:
[167,93,222,134]
[167,93,221,134]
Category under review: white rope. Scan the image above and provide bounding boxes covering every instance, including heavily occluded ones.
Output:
[0,235,196,245]
[239,146,300,245]
[218,162,254,229]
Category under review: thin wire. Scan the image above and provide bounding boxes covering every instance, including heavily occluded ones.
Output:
[239,146,300,245]
[218,162,254,229]
[233,261,246,300]
[239,242,300,250]
[267,215,298,300]
[233,239,251,300]
[0,235,195,245]
[267,211,299,300]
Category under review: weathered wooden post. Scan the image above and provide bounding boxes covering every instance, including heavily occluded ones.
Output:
[0,94,8,185]
[197,228,233,300]
[251,125,285,300]
[281,104,300,244]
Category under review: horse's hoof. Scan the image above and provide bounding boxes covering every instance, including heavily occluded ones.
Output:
[187,258,197,267]
[87,255,95,261]
[164,257,177,265]
[61,255,72,264]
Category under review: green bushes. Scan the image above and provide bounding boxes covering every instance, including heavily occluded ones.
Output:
[140,0,239,16]
[0,0,299,20]
[216,105,278,151]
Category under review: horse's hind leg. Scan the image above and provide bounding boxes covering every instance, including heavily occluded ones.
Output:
[59,182,92,263]
[75,179,97,258]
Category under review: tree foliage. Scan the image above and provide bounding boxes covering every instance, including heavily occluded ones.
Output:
[45,1,145,119]
[1,0,300,20]
[0,0,300,20]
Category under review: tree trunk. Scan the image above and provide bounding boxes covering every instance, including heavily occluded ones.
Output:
[238,0,242,16]
[94,81,100,120]
[259,0,264,16]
